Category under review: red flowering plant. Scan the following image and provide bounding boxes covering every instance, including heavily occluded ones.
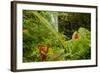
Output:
[38,44,49,61]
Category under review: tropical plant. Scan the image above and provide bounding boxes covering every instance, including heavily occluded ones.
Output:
[23,10,91,62]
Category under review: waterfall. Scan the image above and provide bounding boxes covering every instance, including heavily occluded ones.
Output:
[51,13,58,32]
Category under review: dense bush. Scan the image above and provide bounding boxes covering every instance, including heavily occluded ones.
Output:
[64,28,91,60]
[23,10,91,62]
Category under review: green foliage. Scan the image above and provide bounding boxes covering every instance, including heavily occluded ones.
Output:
[23,10,91,62]
[23,10,65,62]
[64,28,91,60]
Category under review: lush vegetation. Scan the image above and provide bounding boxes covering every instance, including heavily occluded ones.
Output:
[23,10,91,62]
